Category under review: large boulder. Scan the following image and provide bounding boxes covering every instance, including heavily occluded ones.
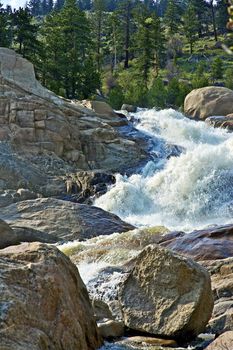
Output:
[0,197,134,244]
[119,245,213,340]
[0,47,147,174]
[0,242,102,350]
[204,331,233,350]
[184,87,233,120]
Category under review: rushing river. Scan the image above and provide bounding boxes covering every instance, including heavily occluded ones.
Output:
[95,108,233,232]
[60,108,231,350]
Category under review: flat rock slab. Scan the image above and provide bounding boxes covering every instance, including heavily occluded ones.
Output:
[0,197,134,244]
[158,224,233,261]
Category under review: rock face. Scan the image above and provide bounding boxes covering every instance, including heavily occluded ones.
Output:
[204,331,233,350]
[0,197,134,243]
[184,87,233,120]
[202,258,233,335]
[205,115,233,130]
[65,171,116,203]
[160,224,233,261]
[0,242,102,350]
[0,48,147,173]
[119,245,213,340]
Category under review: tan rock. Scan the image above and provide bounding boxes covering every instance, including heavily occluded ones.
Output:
[202,258,233,335]
[205,331,233,350]
[97,320,124,339]
[119,245,214,340]
[0,48,147,172]
[119,336,177,347]
[0,242,102,350]
[91,100,117,117]
[0,197,135,243]
[184,87,233,120]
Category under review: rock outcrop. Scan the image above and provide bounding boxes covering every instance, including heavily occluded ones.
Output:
[0,48,147,173]
[160,224,233,261]
[202,258,233,335]
[0,242,102,350]
[205,115,233,130]
[0,197,134,244]
[184,87,233,120]
[204,331,233,350]
[119,245,213,340]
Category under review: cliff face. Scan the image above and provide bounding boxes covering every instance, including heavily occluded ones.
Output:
[0,48,147,173]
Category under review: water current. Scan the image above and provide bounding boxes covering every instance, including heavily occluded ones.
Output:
[95,108,233,231]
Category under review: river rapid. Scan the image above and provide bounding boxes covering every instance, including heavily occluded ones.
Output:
[95,108,233,232]
[60,108,233,350]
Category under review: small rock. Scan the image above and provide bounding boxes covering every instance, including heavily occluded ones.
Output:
[97,319,124,339]
[121,104,137,113]
[119,336,177,347]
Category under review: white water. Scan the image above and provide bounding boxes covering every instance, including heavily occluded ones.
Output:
[95,109,233,231]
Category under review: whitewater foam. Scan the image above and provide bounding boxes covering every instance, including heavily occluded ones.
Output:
[95,109,233,231]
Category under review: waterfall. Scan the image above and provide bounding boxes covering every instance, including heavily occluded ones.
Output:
[95,108,233,231]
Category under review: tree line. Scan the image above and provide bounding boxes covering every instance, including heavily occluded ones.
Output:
[0,0,229,106]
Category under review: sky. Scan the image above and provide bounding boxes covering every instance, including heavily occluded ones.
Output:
[2,0,26,9]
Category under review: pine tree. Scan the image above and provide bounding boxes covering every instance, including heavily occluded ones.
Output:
[164,0,182,35]
[28,0,41,16]
[54,0,64,11]
[183,2,199,54]
[117,0,136,69]
[0,4,11,47]
[11,7,40,59]
[216,0,228,34]
[41,0,100,98]
[91,0,106,72]
[134,5,165,86]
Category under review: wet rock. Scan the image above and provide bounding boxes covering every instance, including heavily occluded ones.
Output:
[118,336,177,348]
[119,245,213,340]
[0,198,134,244]
[204,331,233,350]
[159,224,233,261]
[97,320,124,339]
[184,86,233,120]
[205,116,233,130]
[0,219,19,249]
[0,242,102,350]
[92,299,114,321]
[65,171,116,203]
[121,104,137,113]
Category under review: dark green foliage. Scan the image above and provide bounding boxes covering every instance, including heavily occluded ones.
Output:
[210,57,223,82]
[183,2,199,54]
[11,7,40,60]
[41,0,100,99]
[108,85,124,109]
[0,4,11,47]
[164,0,182,35]
[224,67,233,90]
[134,5,165,86]
[147,77,167,108]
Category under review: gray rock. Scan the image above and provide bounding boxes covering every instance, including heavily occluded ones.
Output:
[119,245,214,340]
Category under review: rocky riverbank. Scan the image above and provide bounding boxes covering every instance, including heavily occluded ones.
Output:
[1,48,233,350]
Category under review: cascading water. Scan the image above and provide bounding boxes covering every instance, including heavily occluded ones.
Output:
[95,108,233,231]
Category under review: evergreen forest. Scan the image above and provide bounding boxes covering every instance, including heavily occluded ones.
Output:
[0,0,232,109]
